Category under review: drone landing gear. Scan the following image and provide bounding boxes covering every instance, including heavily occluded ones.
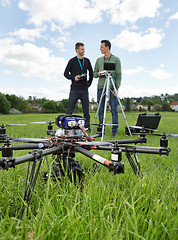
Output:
[43,154,84,184]
[125,151,142,177]
[21,150,43,219]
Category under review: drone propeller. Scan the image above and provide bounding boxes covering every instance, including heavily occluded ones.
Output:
[1,123,26,127]
[150,133,178,137]
[9,137,50,143]
[75,141,113,146]
[30,121,55,124]
[132,131,178,137]
[129,126,158,131]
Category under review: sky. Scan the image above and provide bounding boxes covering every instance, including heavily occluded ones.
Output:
[0,0,178,102]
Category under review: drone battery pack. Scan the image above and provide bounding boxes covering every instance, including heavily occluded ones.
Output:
[55,115,85,129]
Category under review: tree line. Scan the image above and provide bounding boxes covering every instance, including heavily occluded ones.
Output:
[0,92,177,114]
[0,93,81,114]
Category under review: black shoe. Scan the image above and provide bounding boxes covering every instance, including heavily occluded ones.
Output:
[112,132,116,137]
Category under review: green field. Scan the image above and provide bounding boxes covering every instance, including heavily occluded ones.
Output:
[0,112,177,239]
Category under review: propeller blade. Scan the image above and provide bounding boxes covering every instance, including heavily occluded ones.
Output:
[30,122,48,124]
[2,124,27,127]
[166,134,178,137]
[30,121,55,124]
[9,137,50,143]
[129,126,157,131]
[75,141,113,146]
[132,132,178,137]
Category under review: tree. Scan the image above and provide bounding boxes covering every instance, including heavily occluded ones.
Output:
[147,100,153,111]
[28,96,33,103]
[162,102,171,111]
[57,99,69,113]
[125,98,131,111]
[0,93,11,114]
[140,97,149,106]
[42,100,57,113]
[6,94,29,112]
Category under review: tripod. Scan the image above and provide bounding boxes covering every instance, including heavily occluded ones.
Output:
[91,71,132,141]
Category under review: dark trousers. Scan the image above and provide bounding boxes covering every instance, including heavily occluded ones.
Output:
[66,90,90,127]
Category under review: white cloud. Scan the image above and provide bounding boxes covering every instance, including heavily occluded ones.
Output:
[111,0,161,25]
[2,69,12,75]
[18,0,102,27]
[123,66,144,75]
[111,28,165,52]
[0,0,11,7]
[1,84,177,101]
[8,27,46,42]
[18,0,162,28]
[119,86,178,98]
[149,68,173,80]
[0,38,67,82]
[50,32,71,51]
[169,12,178,20]
[0,84,70,100]
[21,87,70,100]
[123,66,173,80]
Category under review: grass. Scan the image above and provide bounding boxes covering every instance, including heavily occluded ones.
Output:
[0,112,177,239]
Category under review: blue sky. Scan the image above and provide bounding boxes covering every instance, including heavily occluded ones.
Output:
[0,0,178,101]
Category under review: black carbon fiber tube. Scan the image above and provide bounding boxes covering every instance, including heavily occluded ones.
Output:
[0,143,50,151]
[96,145,170,155]
[0,145,63,169]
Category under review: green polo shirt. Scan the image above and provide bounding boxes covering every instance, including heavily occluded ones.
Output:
[93,55,122,90]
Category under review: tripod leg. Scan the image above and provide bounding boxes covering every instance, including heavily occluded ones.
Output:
[110,75,132,137]
[91,80,107,135]
[101,75,111,141]
[109,76,142,169]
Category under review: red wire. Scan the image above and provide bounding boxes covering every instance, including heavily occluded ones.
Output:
[78,125,95,141]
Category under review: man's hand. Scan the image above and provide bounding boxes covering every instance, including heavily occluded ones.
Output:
[113,90,118,96]
[75,75,80,82]
[98,70,107,77]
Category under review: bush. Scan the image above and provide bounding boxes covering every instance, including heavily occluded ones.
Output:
[42,100,58,113]
[153,104,162,111]
[9,108,22,114]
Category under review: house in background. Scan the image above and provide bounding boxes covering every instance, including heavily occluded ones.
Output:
[170,101,178,111]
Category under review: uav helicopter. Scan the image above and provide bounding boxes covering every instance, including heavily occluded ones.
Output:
[0,114,171,218]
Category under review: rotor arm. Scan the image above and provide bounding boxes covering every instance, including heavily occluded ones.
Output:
[0,142,50,151]
[106,137,147,144]
[97,145,171,156]
[74,145,124,174]
[0,145,63,170]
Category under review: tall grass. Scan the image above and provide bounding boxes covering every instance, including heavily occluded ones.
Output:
[0,112,177,239]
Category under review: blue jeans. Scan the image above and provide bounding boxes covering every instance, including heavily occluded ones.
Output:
[66,90,90,127]
[97,88,118,133]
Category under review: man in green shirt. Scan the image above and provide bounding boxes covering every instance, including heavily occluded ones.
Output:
[93,40,122,136]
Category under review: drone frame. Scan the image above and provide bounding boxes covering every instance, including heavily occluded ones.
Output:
[0,115,171,219]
